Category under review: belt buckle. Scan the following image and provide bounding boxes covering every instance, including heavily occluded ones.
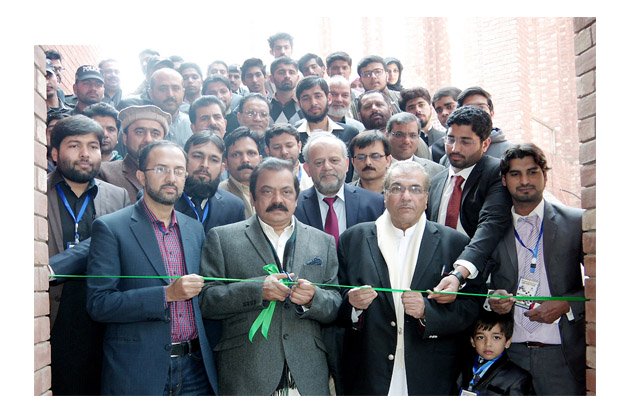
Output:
[526,341,543,349]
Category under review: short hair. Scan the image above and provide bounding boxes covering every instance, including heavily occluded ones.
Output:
[446,106,493,141]
[356,55,385,77]
[169,55,184,64]
[297,53,324,73]
[357,90,392,113]
[472,310,514,340]
[228,64,241,74]
[188,95,226,124]
[270,56,299,75]
[383,160,430,193]
[45,49,62,61]
[500,143,551,176]
[202,75,232,94]
[250,157,299,200]
[301,131,348,162]
[265,123,300,148]
[178,62,203,78]
[223,126,261,157]
[237,93,269,114]
[457,86,494,112]
[241,58,266,78]
[47,110,71,126]
[431,86,462,105]
[50,114,105,150]
[295,76,329,101]
[98,58,117,70]
[267,32,294,49]
[386,112,420,134]
[208,60,229,76]
[399,87,431,111]
[83,102,121,130]
[326,51,352,68]
[349,130,391,157]
[183,130,225,155]
[138,140,186,172]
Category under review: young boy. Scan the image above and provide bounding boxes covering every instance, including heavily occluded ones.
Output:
[459,311,534,396]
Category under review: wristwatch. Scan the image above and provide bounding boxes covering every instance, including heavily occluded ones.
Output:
[449,270,466,289]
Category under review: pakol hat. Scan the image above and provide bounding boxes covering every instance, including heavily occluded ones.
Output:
[119,105,172,135]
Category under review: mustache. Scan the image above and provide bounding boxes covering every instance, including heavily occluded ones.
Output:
[266,203,289,212]
[362,166,376,171]
[237,163,254,171]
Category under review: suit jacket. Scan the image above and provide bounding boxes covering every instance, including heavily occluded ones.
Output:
[98,155,143,203]
[47,170,130,395]
[199,216,341,395]
[294,184,385,232]
[458,352,535,396]
[219,178,254,219]
[86,201,219,396]
[175,189,246,234]
[488,201,586,383]
[427,155,512,275]
[337,220,484,395]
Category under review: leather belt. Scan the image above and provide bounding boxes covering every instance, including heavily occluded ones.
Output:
[522,341,557,348]
[170,338,200,357]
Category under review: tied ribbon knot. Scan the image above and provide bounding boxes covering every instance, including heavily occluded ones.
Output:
[248,264,288,342]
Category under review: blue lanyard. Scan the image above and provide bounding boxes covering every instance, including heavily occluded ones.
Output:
[297,164,302,182]
[182,193,209,224]
[468,355,500,391]
[514,220,544,274]
[56,183,91,244]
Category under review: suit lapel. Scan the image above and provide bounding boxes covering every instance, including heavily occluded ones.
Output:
[129,204,168,281]
[344,185,359,228]
[290,221,309,275]
[428,174,446,222]
[301,188,323,229]
[542,202,559,294]
[410,221,439,290]
[366,229,395,314]
[244,216,277,267]
[462,156,484,204]
[502,222,520,290]
[205,192,223,229]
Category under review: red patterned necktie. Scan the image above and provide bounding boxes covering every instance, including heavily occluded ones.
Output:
[445,175,465,228]
[323,196,339,248]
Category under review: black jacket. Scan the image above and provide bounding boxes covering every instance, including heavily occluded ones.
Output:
[458,352,535,396]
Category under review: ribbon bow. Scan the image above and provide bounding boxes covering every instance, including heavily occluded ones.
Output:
[248,264,289,342]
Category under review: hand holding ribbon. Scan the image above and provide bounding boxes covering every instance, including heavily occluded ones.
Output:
[248,264,290,342]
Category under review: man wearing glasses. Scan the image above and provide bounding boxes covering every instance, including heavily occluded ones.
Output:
[337,160,482,395]
[351,55,402,122]
[348,130,392,194]
[235,93,272,143]
[87,140,219,395]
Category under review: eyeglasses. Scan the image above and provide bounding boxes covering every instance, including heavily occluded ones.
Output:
[390,131,420,140]
[387,184,426,195]
[361,68,385,79]
[243,110,269,119]
[144,166,186,177]
[353,153,384,162]
[444,136,478,147]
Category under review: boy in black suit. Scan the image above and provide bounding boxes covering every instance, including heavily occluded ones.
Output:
[459,311,534,396]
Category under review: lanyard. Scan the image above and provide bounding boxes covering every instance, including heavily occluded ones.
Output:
[468,355,500,391]
[56,183,91,244]
[514,220,544,273]
[297,164,302,182]
[182,193,209,224]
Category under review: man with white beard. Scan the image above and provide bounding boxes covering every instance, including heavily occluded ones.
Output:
[327,76,364,132]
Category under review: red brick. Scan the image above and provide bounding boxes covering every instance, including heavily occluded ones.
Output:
[34,165,47,193]
[34,341,51,370]
[581,185,595,209]
[574,27,593,55]
[34,240,48,267]
[34,190,47,218]
[34,141,47,169]
[586,369,596,395]
[582,208,596,233]
[580,163,596,186]
[576,70,595,98]
[585,321,596,346]
[35,118,46,146]
[574,17,595,33]
[575,46,595,76]
[586,345,596,369]
[585,299,596,323]
[34,291,49,317]
[34,266,50,292]
[579,141,596,165]
[576,92,596,119]
[34,215,48,242]
[34,316,50,344]
[582,231,596,254]
[34,366,51,396]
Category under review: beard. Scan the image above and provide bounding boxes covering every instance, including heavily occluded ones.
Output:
[184,174,220,200]
[57,158,100,184]
[315,173,344,196]
[303,105,329,124]
[327,105,349,119]
[145,182,181,205]
[362,113,387,130]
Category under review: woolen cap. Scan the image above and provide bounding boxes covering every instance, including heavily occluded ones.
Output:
[119,105,172,135]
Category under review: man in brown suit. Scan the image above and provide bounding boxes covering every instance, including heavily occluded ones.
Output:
[98,105,171,202]
[47,115,130,395]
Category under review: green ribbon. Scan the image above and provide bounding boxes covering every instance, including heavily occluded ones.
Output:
[248,263,283,342]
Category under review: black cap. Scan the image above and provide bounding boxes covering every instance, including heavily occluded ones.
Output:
[75,65,104,83]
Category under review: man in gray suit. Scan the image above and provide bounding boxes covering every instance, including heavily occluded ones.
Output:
[199,157,341,395]
[487,143,585,395]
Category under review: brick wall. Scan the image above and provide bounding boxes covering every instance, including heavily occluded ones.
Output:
[40,45,103,95]
[573,17,596,396]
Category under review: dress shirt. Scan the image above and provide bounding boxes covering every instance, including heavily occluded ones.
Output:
[257,216,296,266]
[314,185,347,235]
[297,163,314,191]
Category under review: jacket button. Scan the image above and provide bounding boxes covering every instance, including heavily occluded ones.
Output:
[283,334,289,340]
[388,354,394,361]
[390,321,396,327]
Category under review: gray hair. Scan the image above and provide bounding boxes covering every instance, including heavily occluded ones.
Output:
[383,160,430,192]
[301,131,348,162]
[386,111,420,134]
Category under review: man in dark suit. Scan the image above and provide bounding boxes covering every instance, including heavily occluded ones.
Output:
[47,115,131,395]
[98,105,171,202]
[487,143,585,395]
[86,141,218,395]
[338,160,483,395]
[426,105,511,302]
[199,158,341,395]
[176,131,245,233]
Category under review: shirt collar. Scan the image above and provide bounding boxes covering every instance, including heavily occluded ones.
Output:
[447,163,476,181]
[314,184,346,204]
[257,214,295,239]
[511,199,545,227]
[297,118,344,134]
[142,198,178,228]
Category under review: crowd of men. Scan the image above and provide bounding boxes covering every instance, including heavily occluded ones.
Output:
[43,32,586,397]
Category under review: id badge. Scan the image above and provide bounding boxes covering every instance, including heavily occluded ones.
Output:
[66,242,76,249]
[515,278,538,310]
[460,389,477,396]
